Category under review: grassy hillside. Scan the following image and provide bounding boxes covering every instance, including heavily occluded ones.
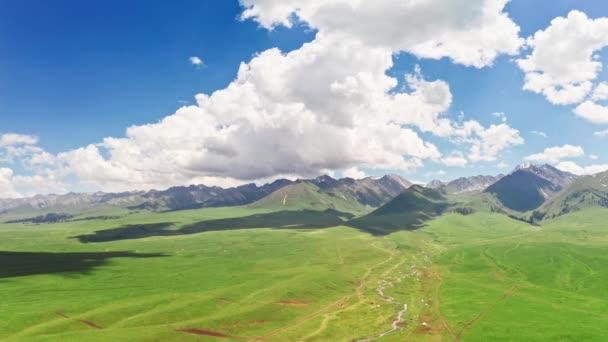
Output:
[248,182,370,215]
[350,185,451,235]
[531,171,608,221]
[3,199,608,341]
[424,209,608,341]
[0,206,433,341]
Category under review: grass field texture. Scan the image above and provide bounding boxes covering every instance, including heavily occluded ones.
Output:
[1,207,607,341]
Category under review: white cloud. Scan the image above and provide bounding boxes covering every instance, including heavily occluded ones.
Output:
[468,123,524,162]
[575,101,608,124]
[531,130,547,138]
[492,112,507,122]
[342,167,367,179]
[0,2,527,195]
[0,168,20,198]
[497,161,509,168]
[592,82,608,101]
[594,129,608,137]
[556,161,608,176]
[525,144,584,164]
[43,14,524,192]
[441,151,468,167]
[0,133,38,147]
[240,0,523,68]
[517,11,608,105]
[590,154,599,160]
[189,56,205,67]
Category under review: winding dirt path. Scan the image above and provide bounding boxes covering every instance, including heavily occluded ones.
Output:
[248,295,347,341]
[455,284,518,340]
[433,274,458,341]
[249,242,397,342]
[451,249,522,340]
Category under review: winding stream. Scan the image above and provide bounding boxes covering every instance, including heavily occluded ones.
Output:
[357,267,417,341]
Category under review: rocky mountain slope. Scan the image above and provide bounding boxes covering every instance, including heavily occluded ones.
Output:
[428,175,504,193]
[484,164,578,212]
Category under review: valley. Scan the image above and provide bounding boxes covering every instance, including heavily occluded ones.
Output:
[2,165,608,341]
[5,2,608,340]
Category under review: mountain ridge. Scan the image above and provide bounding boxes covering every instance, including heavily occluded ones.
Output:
[427,174,504,193]
[0,174,413,217]
[485,163,578,212]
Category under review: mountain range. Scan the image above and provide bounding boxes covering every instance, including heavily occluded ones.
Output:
[530,170,608,221]
[0,174,412,217]
[484,163,578,212]
[4,164,608,227]
[427,174,504,193]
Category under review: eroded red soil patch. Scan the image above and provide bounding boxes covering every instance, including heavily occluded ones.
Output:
[52,311,69,318]
[216,297,236,303]
[276,300,308,306]
[177,328,239,338]
[51,311,103,330]
[79,319,103,329]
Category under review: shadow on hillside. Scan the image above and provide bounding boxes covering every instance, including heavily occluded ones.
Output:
[74,210,354,243]
[0,251,165,278]
[348,211,443,236]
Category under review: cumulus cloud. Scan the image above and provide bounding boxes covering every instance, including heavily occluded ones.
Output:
[189,56,205,67]
[240,0,523,68]
[556,161,608,176]
[51,49,522,191]
[592,82,608,101]
[517,11,608,105]
[0,133,38,147]
[525,144,584,164]
[441,151,468,167]
[468,123,524,162]
[575,101,608,124]
[54,46,445,192]
[342,167,367,179]
[0,168,19,198]
[0,1,527,195]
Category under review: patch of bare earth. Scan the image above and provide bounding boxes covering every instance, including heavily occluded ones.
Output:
[51,311,103,330]
[216,297,237,303]
[177,328,241,339]
[79,320,103,329]
[276,300,308,306]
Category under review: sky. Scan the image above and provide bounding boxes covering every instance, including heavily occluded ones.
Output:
[1,0,608,197]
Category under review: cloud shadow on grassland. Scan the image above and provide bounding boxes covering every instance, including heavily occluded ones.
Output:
[0,250,166,278]
[72,210,355,243]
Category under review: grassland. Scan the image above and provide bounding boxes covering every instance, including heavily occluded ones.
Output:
[1,205,608,341]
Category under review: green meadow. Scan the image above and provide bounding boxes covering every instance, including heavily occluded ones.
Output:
[1,206,608,341]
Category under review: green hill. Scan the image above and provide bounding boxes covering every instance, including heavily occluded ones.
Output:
[530,171,608,221]
[350,185,451,235]
[248,182,369,215]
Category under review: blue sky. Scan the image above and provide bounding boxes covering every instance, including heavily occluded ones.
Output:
[1,0,608,196]
[0,0,314,151]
